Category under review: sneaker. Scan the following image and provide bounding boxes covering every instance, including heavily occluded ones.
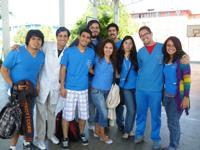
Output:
[23,141,32,150]
[80,134,89,146]
[153,141,161,150]
[129,130,135,136]
[93,132,99,138]
[122,133,129,139]
[49,135,59,144]
[134,136,144,144]
[88,125,95,131]
[62,138,69,150]
[8,146,16,150]
[33,140,46,150]
[100,137,113,144]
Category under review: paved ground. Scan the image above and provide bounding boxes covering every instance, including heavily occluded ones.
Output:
[0,63,200,150]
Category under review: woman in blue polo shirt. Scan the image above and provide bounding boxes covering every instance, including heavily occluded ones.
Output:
[91,39,117,144]
[117,35,138,139]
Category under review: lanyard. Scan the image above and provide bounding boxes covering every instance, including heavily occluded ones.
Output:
[123,58,131,71]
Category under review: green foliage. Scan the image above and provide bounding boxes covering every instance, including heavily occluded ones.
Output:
[13,26,28,44]
[70,17,88,43]
[39,26,56,41]
[70,0,139,43]
[13,26,56,45]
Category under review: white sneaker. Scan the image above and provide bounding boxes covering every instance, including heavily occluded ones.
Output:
[93,132,99,138]
[9,146,16,150]
[129,130,135,136]
[33,140,46,150]
[122,133,129,139]
[49,135,59,144]
[88,125,95,131]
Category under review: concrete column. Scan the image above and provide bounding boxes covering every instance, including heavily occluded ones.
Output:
[1,0,10,57]
[114,0,119,25]
[92,0,97,18]
[59,0,65,26]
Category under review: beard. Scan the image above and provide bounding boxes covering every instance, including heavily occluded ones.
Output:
[92,35,98,39]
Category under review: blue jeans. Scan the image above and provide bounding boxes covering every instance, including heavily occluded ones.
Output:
[121,89,136,133]
[135,90,162,142]
[90,88,109,127]
[164,95,182,149]
[88,87,96,126]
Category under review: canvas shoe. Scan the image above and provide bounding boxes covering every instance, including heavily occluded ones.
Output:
[129,130,135,136]
[33,140,46,150]
[49,135,59,144]
[62,138,69,150]
[23,141,32,150]
[80,134,89,146]
[134,136,144,144]
[122,133,129,139]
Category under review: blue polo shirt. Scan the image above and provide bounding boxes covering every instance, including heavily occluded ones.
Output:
[60,46,95,91]
[91,56,114,91]
[119,58,137,89]
[3,45,45,87]
[116,40,122,50]
[136,43,163,92]
[163,63,177,95]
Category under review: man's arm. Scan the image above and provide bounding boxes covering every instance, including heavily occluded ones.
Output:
[60,65,67,98]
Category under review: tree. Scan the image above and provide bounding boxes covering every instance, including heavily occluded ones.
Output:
[70,0,139,42]
[13,25,56,44]
[13,26,28,44]
[39,26,56,41]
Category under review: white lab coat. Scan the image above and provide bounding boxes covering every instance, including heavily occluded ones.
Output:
[37,41,66,105]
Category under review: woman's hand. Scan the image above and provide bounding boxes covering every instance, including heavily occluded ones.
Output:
[181,96,189,109]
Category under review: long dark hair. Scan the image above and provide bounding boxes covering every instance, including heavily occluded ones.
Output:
[117,35,138,73]
[96,38,117,72]
[163,36,186,63]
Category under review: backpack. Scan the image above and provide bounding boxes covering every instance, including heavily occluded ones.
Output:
[55,111,80,142]
[0,100,22,139]
[68,120,80,141]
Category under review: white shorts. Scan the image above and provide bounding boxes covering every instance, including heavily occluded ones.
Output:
[62,89,89,121]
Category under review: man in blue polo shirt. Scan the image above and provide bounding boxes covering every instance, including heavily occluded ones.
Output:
[60,28,95,150]
[107,23,124,131]
[107,23,122,49]
[1,29,45,150]
[134,26,163,150]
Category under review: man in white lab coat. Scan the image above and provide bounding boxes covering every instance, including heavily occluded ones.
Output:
[34,27,70,150]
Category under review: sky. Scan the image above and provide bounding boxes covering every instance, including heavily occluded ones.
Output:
[8,0,200,29]
[9,0,89,29]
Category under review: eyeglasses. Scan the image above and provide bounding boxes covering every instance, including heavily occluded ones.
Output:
[139,32,150,38]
